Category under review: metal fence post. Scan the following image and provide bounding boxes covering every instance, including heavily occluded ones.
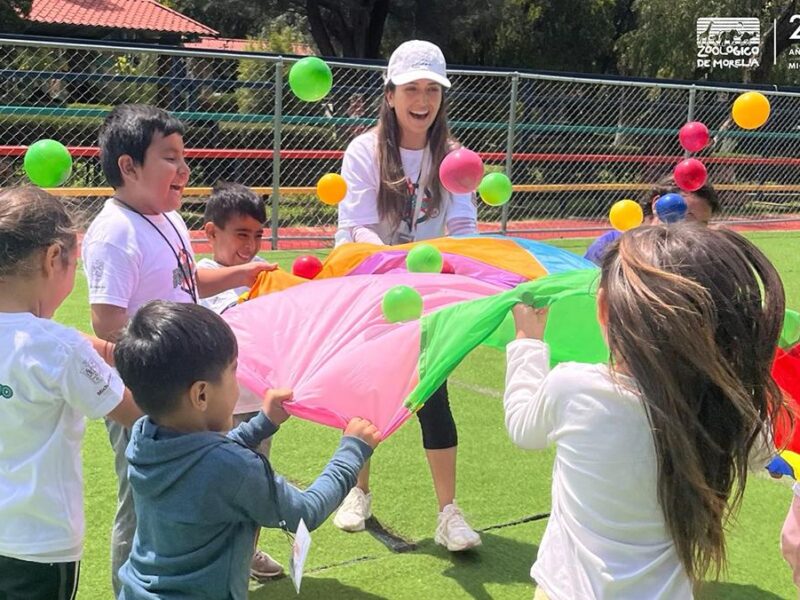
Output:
[684,85,696,158]
[500,73,519,235]
[271,59,283,250]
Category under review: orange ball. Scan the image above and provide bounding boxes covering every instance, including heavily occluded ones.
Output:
[316,173,347,205]
[732,91,770,130]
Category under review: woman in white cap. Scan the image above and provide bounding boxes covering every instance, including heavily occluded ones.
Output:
[333,40,481,551]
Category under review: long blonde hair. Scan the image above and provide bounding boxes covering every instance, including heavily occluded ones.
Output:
[375,82,454,227]
[601,224,785,582]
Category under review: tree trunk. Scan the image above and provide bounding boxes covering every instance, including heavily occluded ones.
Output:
[302,0,390,58]
[305,0,337,56]
[331,4,357,56]
[365,0,389,58]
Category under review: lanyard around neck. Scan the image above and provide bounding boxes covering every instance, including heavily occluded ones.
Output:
[403,147,427,231]
[112,198,198,304]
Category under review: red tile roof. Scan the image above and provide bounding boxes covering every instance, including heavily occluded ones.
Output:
[184,36,313,56]
[27,0,218,35]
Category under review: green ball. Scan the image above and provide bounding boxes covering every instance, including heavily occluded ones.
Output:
[406,244,443,273]
[288,57,333,102]
[382,285,423,323]
[478,172,513,206]
[24,139,72,187]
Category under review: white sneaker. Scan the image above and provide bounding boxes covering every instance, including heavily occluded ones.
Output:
[333,487,372,532]
[435,502,482,551]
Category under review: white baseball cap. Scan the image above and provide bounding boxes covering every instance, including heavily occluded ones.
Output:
[386,40,451,89]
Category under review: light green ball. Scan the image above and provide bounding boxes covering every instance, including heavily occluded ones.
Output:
[288,57,333,102]
[406,244,443,273]
[478,172,513,206]
[381,285,423,323]
[24,139,73,187]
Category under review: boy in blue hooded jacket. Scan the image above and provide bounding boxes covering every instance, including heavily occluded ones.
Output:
[113,301,380,599]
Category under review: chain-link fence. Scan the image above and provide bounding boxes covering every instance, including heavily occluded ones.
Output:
[2,36,800,249]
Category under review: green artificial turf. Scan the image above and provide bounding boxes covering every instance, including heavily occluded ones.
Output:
[56,233,800,599]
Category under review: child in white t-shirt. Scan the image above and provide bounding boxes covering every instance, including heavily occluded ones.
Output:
[332,40,480,552]
[505,224,782,599]
[199,182,268,315]
[0,187,140,600]
[82,104,275,596]
[197,182,283,580]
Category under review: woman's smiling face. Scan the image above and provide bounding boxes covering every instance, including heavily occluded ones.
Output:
[386,79,443,147]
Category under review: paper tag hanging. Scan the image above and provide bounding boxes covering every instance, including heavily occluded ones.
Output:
[289,518,312,593]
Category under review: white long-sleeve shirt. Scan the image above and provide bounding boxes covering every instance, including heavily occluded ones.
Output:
[335,130,477,247]
[504,338,692,600]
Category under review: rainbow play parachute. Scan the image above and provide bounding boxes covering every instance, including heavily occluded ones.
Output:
[243,236,593,298]
[224,236,606,438]
[225,236,800,467]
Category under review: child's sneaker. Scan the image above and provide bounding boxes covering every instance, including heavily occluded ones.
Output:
[435,502,482,551]
[333,487,372,532]
[250,550,284,581]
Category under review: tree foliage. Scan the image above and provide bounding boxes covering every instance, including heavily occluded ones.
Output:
[163,0,800,83]
[163,0,279,38]
[0,0,32,33]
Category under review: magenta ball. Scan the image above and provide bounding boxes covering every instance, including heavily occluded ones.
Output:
[439,148,484,194]
[678,121,709,153]
[673,158,708,192]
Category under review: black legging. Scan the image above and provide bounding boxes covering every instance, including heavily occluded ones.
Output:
[416,381,458,450]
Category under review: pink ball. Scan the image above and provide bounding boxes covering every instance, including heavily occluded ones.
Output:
[673,158,708,192]
[439,148,484,194]
[678,121,709,153]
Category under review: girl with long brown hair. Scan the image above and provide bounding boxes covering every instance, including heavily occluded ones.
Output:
[505,224,783,598]
[334,40,480,550]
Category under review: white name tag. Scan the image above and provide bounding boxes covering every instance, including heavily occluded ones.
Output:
[289,518,312,593]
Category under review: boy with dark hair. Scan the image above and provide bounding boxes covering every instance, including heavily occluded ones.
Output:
[199,182,268,315]
[83,104,276,595]
[114,301,379,600]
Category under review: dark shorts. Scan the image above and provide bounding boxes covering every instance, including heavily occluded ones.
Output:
[0,555,80,600]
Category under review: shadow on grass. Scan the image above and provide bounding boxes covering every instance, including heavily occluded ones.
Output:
[415,531,539,600]
[697,581,791,600]
[249,574,391,600]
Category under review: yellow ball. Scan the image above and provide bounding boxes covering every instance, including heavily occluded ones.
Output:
[732,91,771,130]
[609,199,643,232]
[316,173,347,205]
